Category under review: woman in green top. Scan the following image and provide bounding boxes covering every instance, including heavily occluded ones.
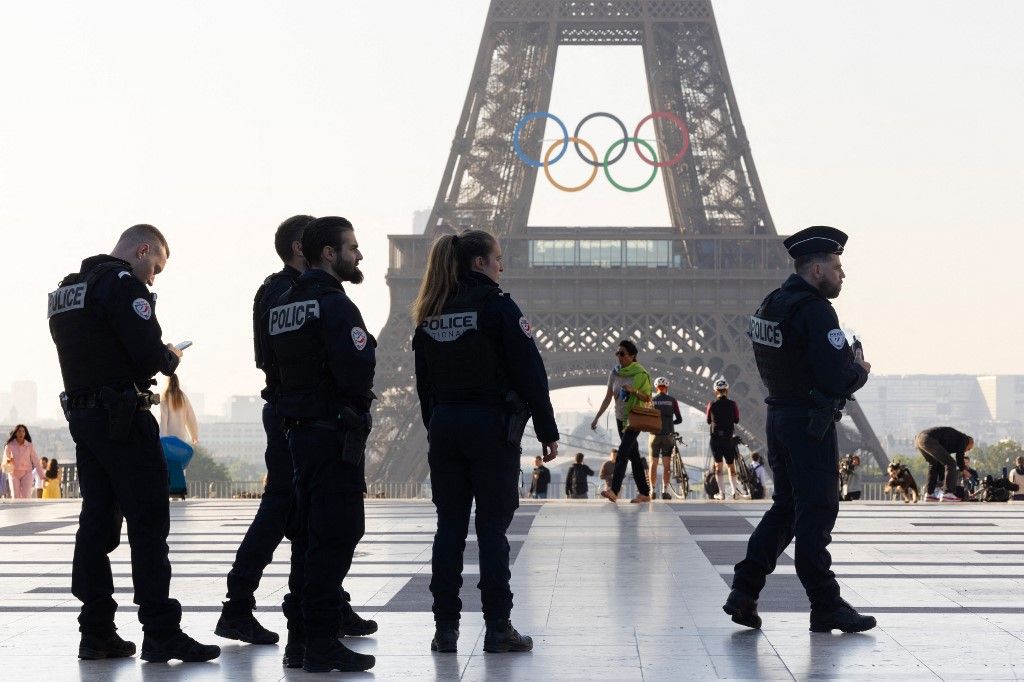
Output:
[590,339,653,503]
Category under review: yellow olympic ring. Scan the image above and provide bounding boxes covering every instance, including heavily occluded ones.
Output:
[543,137,599,193]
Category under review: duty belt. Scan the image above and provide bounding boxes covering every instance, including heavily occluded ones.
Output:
[68,391,160,410]
[285,417,341,431]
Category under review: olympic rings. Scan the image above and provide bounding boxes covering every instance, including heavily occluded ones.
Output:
[513,112,568,168]
[512,110,690,192]
[604,138,659,193]
[544,137,599,193]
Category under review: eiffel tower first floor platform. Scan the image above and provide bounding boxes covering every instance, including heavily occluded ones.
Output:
[3,498,1024,680]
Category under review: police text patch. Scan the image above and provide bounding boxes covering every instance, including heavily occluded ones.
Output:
[268,300,319,336]
[421,312,478,342]
[132,298,152,320]
[47,283,87,318]
[827,329,846,350]
[749,316,782,348]
[518,316,532,338]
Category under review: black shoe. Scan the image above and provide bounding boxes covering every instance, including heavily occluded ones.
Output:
[282,632,304,669]
[810,599,877,633]
[302,639,375,673]
[339,608,378,637]
[215,608,279,645]
[722,589,762,629]
[483,619,533,653]
[79,631,137,660]
[661,492,672,500]
[430,621,459,653]
[140,631,221,663]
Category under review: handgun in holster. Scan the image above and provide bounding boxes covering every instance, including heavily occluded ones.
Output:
[504,390,532,451]
[337,405,372,467]
[806,389,845,442]
[59,392,71,422]
[99,386,138,443]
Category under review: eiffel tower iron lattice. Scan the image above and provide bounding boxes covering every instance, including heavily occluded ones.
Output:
[367,0,887,487]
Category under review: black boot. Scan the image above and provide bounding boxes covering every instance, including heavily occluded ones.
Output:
[809,599,877,633]
[282,630,304,669]
[339,603,378,637]
[483,619,533,653]
[302,638,375,673]
[215,601,279,644]
[722,589,762,629]
[140,631,221,663]
[79,630,137,660]
[430,621,459,653]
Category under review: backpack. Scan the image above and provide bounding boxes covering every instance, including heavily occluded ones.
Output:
[749,463,765,499]
[704,470,719,498]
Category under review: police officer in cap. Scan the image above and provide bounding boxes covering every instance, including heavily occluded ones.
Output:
[265,216,376,673]
[411,229,559,654]
[216,215,376,653]
[723,226,876,633]
[48,224,220,662]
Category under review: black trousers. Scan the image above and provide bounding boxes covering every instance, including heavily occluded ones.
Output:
[916,433,960,495]
[287,425,365,642]
[732,406,841,611]
[610,418,651,496]
[428,404,520,623]
[69,407,182,635]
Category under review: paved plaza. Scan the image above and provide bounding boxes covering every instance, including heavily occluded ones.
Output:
[2,499,1024,680]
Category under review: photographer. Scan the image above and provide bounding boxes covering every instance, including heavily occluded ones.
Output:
[1009,456,1024,502]
[839,454,862,501]
[915,426,973,502]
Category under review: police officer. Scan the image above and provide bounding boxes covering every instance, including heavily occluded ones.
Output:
[649,377,682,500]
[706,379,740,500]
[724,226,876,633]
[411,229,559,654]
[48,224,220,662]
[216,216,376,655]
[265,216,375,673]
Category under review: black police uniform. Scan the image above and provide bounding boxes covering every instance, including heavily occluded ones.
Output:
[707,396,739,464]
[732,266,868,613]
[413,271,558,627]
[48,255,181,637]
[265,268,375,663]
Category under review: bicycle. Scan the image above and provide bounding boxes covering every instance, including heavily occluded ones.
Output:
[731,435,752,500]
[668,433,690,499]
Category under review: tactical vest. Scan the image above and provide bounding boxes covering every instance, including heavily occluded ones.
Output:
[748,288,817,400]
[266,280,334,419]
[708,397,737,437]
[254,270,299,370]
[48,260,140,393]
[418,284,506,405]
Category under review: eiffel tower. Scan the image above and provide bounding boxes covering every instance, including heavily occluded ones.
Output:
[368,0,886,485]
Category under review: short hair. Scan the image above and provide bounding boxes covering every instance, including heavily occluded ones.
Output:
[751,452,761,462]
[302,216,353,267]
[618,339,638,357]
[274,215,315,262]
[575,453,584,463]
[793,252,831,275]
[118,224,170,258]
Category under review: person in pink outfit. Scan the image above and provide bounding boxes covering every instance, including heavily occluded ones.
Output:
[4,425,44,499]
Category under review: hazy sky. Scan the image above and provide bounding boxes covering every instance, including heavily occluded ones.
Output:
[2,0,1023,420]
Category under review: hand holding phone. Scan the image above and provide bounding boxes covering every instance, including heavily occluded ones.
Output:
[175,340,193,351]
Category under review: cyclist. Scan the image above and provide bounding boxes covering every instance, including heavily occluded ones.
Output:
[649,377,683,500]
[706,379,740,500]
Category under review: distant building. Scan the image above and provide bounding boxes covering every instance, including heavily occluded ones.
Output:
[977,375,1024,422]
[228,395,262,423]
[201,422,266,463]
[411,209,430,235]
[11,380,38,423]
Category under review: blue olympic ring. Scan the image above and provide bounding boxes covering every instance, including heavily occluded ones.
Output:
[512,112,569,168]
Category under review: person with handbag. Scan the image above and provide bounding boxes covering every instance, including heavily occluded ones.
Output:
[591,340,654,503]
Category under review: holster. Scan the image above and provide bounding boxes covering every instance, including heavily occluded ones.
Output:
[504,390,531,451]
[337,406,372,467]
[806,390,844,442]
[99,387,137,443]
[59,392,71,422]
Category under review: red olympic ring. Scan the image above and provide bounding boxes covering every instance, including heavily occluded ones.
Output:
[632,111,690,168]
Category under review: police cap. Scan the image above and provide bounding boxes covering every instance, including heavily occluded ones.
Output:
[783,226,847,259]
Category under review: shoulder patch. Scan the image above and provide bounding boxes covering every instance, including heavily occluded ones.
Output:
[47,283,87,318]
[421,311,478,342]
[518,316,532,338]
[117,270,132,279]
[827,329,846,350]
[268,300,319,336]
[132,298,152,320]
[351,326,368,350]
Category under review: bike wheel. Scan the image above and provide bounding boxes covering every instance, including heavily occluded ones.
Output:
[668,452,687,499]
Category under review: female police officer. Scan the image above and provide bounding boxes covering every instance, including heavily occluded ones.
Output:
[411,229,559,654]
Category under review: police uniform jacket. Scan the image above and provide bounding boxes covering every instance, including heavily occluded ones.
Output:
[412,271,559,444]
[48,255,178,393]
[750,274,867,405]
[265,269,376,420]
[253,264,301,402]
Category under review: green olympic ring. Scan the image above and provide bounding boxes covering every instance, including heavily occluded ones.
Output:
[602,137,659,193]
